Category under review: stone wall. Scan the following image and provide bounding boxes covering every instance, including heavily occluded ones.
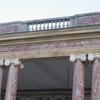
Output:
[0,21,27,34]
[74,12,100,26]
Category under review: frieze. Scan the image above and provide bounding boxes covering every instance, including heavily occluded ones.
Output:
[0,40,99,52]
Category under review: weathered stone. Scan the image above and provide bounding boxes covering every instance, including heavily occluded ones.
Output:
[0,67,3,99]
[4,63,19,100]
[75,13,100,26]
[92,58,100,100]
[72,59,84,100]
[0,22,27,34]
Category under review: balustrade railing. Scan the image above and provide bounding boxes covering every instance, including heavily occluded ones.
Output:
[0,12,100,34]
[26,17,72,32]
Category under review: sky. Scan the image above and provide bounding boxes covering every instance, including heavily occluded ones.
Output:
[0,0,100,23]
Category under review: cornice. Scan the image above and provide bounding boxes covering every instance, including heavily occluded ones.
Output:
[0,25,100,46]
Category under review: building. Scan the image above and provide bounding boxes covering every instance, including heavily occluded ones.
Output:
[0,12,100,100]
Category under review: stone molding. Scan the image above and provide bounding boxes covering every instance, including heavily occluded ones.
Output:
[0,25,100,47]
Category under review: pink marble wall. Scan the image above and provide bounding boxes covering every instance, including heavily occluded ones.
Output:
[0,22,27,34]
[0,25,19,33]
[75,15,100,26]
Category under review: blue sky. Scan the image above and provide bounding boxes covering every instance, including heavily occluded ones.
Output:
[0,0,100,23]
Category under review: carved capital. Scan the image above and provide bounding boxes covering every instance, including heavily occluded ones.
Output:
[70,54,86,62]
[88,53,100,61]
[4,58,21,66]
[0,59,4,66]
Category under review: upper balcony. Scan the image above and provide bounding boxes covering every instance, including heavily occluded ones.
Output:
[0,12,100,34]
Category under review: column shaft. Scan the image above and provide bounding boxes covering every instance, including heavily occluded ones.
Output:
[72,59,84,100]
[92,58,100,100]
[0,67,3,99]
[4,63,19,100]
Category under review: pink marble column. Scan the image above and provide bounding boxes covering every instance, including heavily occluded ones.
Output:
[72,59,84,100]
[70,54,86,100]
[92,58,100,100]
[0,67,3,99]
[4,63,19,100]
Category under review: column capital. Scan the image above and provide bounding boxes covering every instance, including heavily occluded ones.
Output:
[4,58,21,66]
[70,54,86,62]
[0,59,4,66]
[88,53,100,61]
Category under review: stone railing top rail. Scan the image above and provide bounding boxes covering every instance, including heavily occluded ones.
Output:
[0,12,100,34]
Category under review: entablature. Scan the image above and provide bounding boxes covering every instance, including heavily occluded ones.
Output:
[0,25,100,60]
